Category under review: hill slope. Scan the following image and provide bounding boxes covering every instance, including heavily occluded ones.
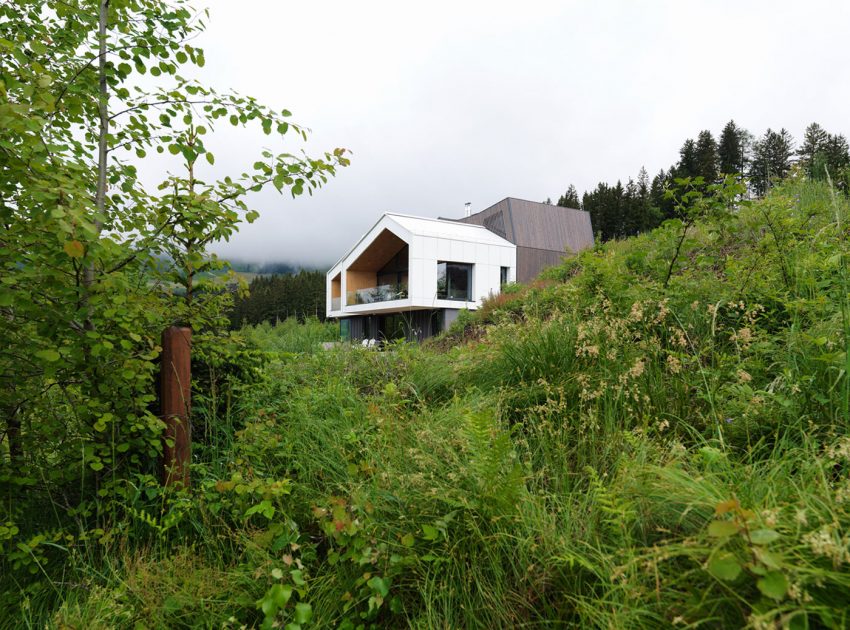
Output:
[29,177,850,628]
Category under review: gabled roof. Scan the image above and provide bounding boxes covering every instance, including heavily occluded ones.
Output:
[329,212,514,273]
[450,197,594,254]
[385,213,514,245]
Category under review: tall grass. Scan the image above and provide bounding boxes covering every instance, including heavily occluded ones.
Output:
[6,179,850,628]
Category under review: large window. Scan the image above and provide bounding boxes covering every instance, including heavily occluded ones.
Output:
[437,262,473,301]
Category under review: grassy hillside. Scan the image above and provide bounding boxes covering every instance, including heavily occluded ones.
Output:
[7,176,850,628]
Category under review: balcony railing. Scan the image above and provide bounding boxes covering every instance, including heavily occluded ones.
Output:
[347,283,408,305]
[331,296,341,311]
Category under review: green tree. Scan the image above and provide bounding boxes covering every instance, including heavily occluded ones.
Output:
[750,128,795,196]
[799,122,829,175]
[651,168,677,220]
[557,185,581,209]
[695,130,719,183]
[718,119,750,176]
[0,0,348,518]
[675,138,699,178]
[816,133,850,182]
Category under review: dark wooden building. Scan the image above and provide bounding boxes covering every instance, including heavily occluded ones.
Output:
[449,198,594,283]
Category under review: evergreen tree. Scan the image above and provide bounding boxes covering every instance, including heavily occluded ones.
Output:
[675,139,699,178]
[634,167,660,233]
[799,122,829,175]
[819,133,850,180]
[557,185,581,209]
[651,168,677,220]
[230,270,326,328]
[750,128,795,196]
[695,130,719,182]
[718,120,749,175]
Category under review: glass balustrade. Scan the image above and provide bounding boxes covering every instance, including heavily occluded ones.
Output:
[346,283,408,305]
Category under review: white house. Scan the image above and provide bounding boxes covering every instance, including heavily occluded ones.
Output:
[326,212,516,341]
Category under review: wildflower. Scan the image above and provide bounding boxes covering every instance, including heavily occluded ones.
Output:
[826,437,850,462]
[657,419,670,432]
[787,581,801,600]
[577,344,599,358]
[629,358,646,379]
[654,298,670,323]
[835,480,850,504]
[666,355,682,374]
[748,612,778,630]
[803,525,850,566]
[795,509,808,526]
[761,508,779,528]
[629,301,644,322]
[737,369,752,383]
[731,327,753,349]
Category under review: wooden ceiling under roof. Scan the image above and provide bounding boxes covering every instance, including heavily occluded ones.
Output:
[346,228,407,272]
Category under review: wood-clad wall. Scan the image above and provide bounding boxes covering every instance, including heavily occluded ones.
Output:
[516,247,564,284]
[345,270,376,303]
[452,197,594,282]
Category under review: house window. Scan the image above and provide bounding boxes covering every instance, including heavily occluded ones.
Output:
[437,262,473,301]
[500,266,509,286]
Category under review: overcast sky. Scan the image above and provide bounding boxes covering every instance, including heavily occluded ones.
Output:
[173,0,850,268]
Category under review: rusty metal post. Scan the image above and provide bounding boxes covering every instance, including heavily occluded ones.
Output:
[161,326,191,488]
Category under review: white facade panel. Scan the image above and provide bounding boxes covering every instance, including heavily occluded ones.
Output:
[423,235,438,261]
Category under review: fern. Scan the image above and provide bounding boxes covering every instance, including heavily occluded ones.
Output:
[462,409,525,514]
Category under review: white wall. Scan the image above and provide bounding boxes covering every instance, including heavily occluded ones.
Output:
[326,215,516,318]
[411,233,515,309]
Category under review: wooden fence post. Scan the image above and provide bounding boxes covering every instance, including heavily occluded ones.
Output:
[161,325,191,488]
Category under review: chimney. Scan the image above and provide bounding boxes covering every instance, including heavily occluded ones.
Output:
[464,202,471,217]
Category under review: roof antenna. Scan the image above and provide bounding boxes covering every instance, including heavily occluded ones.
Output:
[464,202,471,217]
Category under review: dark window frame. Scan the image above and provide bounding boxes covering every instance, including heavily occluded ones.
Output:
[437,261,473,301]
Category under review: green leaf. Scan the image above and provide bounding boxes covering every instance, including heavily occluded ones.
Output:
[400,533,415,547]
[421,524,439,540]
[708,520,738,538]
[757,570,788,601]
[708,552,741,581]
[205,152,215,165]
[368,576,389,597]
[64,240,85,258]
[35,349,60,362]
[272,583,292,606]
[290,569,305,585]
[750,529,780,545]
[294,602,312,624]
[245,500,275,519]
[753,546,782,570]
